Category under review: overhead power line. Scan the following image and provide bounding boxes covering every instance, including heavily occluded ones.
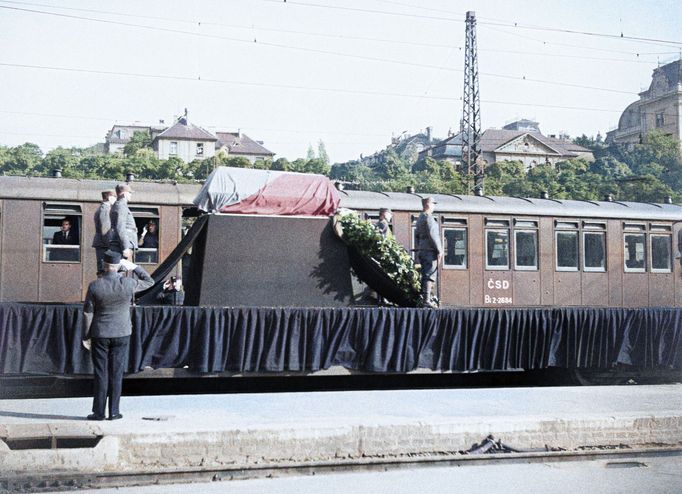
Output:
[260,0,682,47]
[2,61,663,117]
[0,61,643,106]
[2,0,670,61]
[0,109,391,137]
[0,6,641,95]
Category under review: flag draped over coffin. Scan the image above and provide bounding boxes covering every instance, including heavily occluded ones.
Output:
[193,166,340,216]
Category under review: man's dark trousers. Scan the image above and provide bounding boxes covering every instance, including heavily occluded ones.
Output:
[91,336,129,417]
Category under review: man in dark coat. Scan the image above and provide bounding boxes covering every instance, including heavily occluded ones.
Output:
[52,218,79,245]
[415,196,442,308]
[92,190,116,275]
[109,183,138,259]
[82,250,154,420]
[51,218,79,261]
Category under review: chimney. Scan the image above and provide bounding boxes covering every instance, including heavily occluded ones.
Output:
[52,168,62,178]
[126,171,135,183]
[474,186,484,197]
[426,126,432,143]
[664,196,673,204]
[334,181,345,191]
[406,186,415,194]
[603,193,613,202]
[540,190,549,199]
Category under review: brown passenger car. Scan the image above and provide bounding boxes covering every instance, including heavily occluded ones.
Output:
[1,175,680,308]
[340,190,682,308]
[0,176,197,303]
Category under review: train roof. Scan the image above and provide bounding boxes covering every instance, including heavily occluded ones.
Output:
[338,189,682,222]
[0,175,199,206]
[1,175,680,221]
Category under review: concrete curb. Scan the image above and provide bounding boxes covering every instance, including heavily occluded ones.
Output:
[2,412,682,475]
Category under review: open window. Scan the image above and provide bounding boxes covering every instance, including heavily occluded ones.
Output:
[582,221,606,272]
[623,223,646,272]
[43,203,82,263]
[130,206,160,264]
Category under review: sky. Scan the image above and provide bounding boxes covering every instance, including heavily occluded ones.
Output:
[0,0,681,163]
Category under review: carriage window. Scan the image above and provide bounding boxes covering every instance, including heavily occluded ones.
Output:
[443,228,467,268]
[556,231,578,271]
[583,232,606,272]
[130,206,160,264]
[42,203,82,263]
[486,229,509,269]
[624,233,646,272]
[514,230,537,270]
[651,234,672,272]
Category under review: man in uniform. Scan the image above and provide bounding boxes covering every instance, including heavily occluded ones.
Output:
[82,250,154,420]
[374,208,393,238]
[109,183,137,259]
[92,190,116,275]
[415,196,442,308]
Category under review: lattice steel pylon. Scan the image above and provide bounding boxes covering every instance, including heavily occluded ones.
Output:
[462,11,483,194]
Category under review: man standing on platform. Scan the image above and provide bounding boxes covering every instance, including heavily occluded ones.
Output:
[109,183,138,260]
[415,196,442,308]
[92,190,116,275]
[82,250,154,420]
[374,208,393,239]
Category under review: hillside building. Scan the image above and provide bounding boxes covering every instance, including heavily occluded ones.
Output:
[606,59,682,146]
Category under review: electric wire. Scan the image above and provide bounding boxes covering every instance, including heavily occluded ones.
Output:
[0,6,642,95]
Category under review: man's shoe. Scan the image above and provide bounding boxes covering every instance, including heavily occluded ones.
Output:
[108,414,123,420]
[87,413,105,421]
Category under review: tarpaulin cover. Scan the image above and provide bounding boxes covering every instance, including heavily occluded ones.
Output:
[1,303,681,375]
[193,167,340,216]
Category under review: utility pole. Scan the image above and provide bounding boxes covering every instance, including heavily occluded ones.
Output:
[462,11,483,194]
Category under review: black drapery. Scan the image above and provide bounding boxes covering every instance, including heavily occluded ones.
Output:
[1,303,680,375]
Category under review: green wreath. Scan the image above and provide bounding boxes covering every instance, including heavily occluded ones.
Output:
[336,211,421,305]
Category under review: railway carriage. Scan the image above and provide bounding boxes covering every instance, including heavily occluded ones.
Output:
[0,175,681,309]
[0,173,680,393]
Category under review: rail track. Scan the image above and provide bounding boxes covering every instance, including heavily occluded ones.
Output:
[3,445,681,493]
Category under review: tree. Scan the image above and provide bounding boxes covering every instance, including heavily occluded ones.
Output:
[37,147,81,178]
[306,144,316,161]
[1,143,43,175]
[123,131,152,157]
[317,140,330,166]
[271,157,291,171]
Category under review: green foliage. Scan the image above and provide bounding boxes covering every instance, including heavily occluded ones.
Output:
[317,140,330,166]
[338,212,421,306]
[123,131,152,157]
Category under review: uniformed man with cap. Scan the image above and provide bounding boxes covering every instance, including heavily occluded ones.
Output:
[415,196,442,308]
[82,250,154,420]
[375,207,393,238]
[109,183,137,259]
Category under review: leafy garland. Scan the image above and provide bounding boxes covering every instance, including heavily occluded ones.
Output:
[337,211,421,305]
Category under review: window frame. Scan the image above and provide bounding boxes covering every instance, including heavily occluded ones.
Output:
[582,231,607,272]
[442,217,468,270]
[42,202,82,264]
[169,141,178,156]
[130,206,160,265]
[555,229,579,272]
[650,233,672,273]
[623,232,647,273]
[484,218,510,271]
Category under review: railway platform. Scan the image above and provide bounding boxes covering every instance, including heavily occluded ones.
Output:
[1,385,682,489]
